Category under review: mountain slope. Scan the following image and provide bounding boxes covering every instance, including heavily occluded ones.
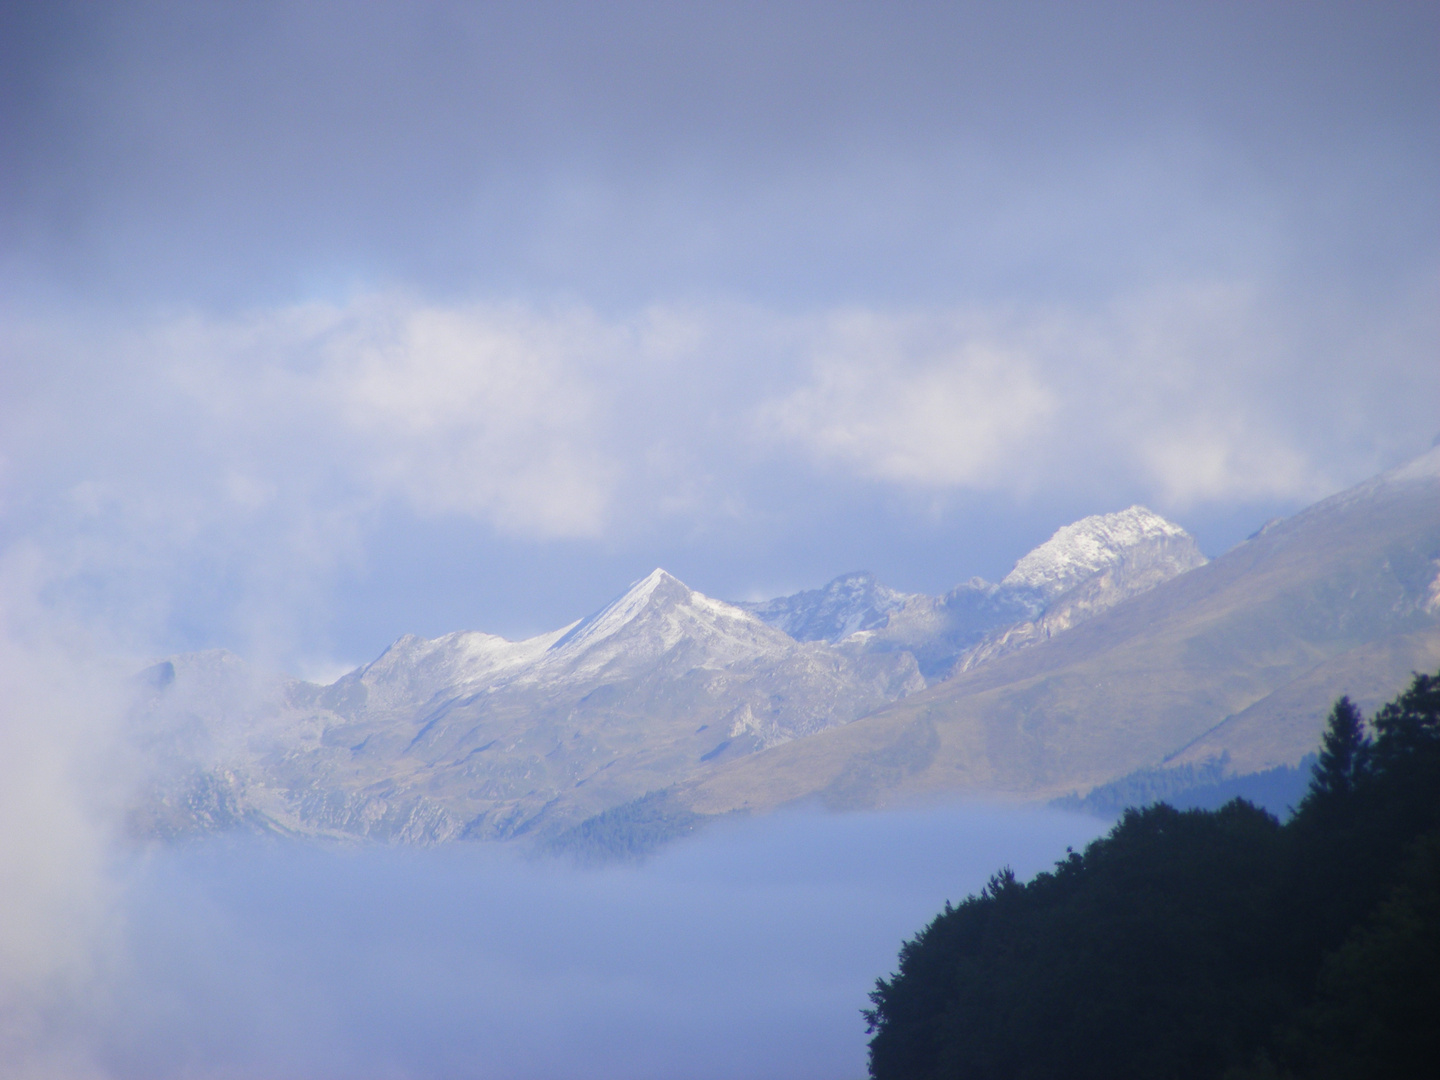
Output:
[134,570,925,842]
[128,451,1438,850]
[741,507,1206,680]
[675,448,1440,816]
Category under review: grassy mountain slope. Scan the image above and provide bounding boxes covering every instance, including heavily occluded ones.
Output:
[677,449,1440,814]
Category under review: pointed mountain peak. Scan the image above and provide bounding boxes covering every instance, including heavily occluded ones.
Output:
[1002,506,1200,598]
[612,567,695,611]
[549,568,702,652]
[630,566,685,595]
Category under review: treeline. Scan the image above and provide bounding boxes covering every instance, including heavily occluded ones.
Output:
[865,671,1440,1079]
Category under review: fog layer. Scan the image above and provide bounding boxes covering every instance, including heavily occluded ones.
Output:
[22,807,1104,1080]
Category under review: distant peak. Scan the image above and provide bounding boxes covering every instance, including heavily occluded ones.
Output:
[734,570,916,643]
[619,568,690,606]
[547,568,699,653]
[1003,506,1197,596]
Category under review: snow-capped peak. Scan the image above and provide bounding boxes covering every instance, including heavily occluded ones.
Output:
[1001,506,1196,598]
[534,567,780,674]
[549,568,692,651]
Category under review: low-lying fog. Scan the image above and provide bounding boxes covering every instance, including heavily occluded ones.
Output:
[13,804,1104,1080]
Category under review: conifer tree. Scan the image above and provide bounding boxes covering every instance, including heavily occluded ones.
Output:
[1307,695,1368,801]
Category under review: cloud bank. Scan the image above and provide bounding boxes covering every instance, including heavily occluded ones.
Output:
[5,806,1106,1080]
[4,274,1433,660]
[0,1,1434,656]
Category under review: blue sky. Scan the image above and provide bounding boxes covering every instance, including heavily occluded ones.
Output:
[1,0,1436,673]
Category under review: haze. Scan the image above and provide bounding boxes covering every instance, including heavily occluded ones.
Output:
[0,3,1435,1078]
[35,807,1103,1079]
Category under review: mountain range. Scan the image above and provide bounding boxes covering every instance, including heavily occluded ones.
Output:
[128,447,1440,847]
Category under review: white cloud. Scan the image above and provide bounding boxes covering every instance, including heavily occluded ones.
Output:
[161,295,621,539]
[0,554,131,1078]
[1088,283,1348,509]
[759,311,1057,488]
[1136,419,1333,506]
[0,279,1432,656]
[753,281,1427,511]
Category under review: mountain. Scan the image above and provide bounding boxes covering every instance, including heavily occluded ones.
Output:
[131,570,924,843]
[128,448,1440,854]
[954,506,1209,671]
[1000,505,1200,599]
[739,507,1207,680]
[736,572,920,643]
[673,447,1440,818]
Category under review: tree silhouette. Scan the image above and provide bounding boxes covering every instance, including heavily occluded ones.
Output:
[1306,695,1367,802]
[866,670,1440,1080]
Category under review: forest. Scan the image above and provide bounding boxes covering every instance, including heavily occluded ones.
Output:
[866,671,1440,1079]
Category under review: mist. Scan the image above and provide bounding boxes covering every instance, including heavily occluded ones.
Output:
[9,804,1104,1079]
[0,5,1434,1075]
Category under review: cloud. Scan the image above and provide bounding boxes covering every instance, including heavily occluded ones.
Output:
[753,283,1428,510]
[759,310,1058,488]
[0,271,1434,658]
[1135,418,1331,507]
[0,294,640,653]
[178,296,622,539]
[0,558,131,1080]
[9,805,1106,1079]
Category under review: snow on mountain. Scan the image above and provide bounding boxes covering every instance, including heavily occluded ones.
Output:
[537,569,793,679]
[957,507,1208,671]
[739,508,1205,681]
[345,626,569,712]
[127,509,1210,847]
[1001,506,1196,599]
[131,567,925,845]
[737,572,920,643]
[324,570,790,717]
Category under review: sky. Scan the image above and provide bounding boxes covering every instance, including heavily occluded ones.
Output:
[0,6,1435,1076]
[1,0,1436,673]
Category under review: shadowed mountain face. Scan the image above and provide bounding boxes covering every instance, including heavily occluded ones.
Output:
[127,453,1440,846]
[675,448,1440,817]
[736,573,920,644]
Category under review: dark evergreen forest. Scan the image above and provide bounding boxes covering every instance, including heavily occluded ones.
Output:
[865,671,1440,1079]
